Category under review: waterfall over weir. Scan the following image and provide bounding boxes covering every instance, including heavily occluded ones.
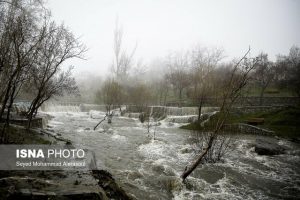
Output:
[42,103,219,124]
[151,106,219,116]
[125,105,219,123]
[42,103,106,112]
[126,105,219,117]
[165,106,198,116]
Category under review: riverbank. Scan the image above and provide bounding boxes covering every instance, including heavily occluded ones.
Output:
[0,122,133,200]
[180,106,300,138]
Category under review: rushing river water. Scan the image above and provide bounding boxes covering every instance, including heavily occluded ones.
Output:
[45,110,300,200]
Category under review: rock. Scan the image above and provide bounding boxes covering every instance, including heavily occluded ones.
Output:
[84,128,91,131]
[98,128,105,133]
[152,165,165,174]
[127,172,143,180]
[74,180,80,185]
[92,170,132,200]
[139,113,146,123]
[46,128,55,133]
[168,122,174,126]
[289,137,300,144]
[179,147,193,154]
[18,188,31,196]
[63,190,107,200]
[200,113,210,122]
[163,167,176,176]
[255,138,286,155]
[0,172,110,200]
[157,176,182,193]
[106,128,114,134]
[65,141,72,145]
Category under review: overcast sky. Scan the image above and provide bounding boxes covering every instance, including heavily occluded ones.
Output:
[47,0,300,77]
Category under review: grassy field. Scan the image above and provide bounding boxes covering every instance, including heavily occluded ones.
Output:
[181,106,300,138]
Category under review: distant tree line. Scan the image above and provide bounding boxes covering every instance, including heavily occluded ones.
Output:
[97,31,300,120]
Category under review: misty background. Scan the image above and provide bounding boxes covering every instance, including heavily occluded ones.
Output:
[48,0,300,78]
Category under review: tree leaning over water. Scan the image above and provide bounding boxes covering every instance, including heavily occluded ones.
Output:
[0,0,85,138]
[181,47,258,181]
[26,20,86,128]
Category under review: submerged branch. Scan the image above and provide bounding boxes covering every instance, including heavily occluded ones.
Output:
[94,115,107,130]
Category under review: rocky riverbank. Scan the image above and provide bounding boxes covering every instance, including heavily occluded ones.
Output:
[0,120,133,200]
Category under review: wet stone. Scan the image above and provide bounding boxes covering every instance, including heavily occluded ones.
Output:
[127,172,143,180]
[255,138,286,155]
[152,165,165,174]
[180,147,193,154]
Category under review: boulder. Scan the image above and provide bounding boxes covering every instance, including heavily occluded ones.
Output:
[0,172,110,200]
[92,170,132,200]
[179,147,193,154]
[255,138,286,155]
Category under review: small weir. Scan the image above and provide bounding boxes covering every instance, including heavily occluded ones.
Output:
[43,103,219,124]
[43,103,107,112]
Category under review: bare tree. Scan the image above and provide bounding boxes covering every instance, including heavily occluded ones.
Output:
[253,53,276,105]
[128,82,152,112]
[111,18,137,82]
[166,52,191,107]
[26,20,85,128]
[101,78,123,114]
[276,46,300,98]
[0,0,49,137]
[181,48,258,181]
[94,78,123,129]
[190,46,223,121]
[156,76,169,106]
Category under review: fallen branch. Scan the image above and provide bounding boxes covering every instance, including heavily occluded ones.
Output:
[94,115,107,130]
[181,136,214,181]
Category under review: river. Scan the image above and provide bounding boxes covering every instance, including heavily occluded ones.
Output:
[45,109,300,200]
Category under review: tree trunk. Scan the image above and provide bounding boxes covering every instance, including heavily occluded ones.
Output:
[1,84,16,143]
[259,87,266,106]
[0,80,12,119]
[197,97,203,122]
[181,136,214,181]
[27,93,43,129]
[163,89,168,106]
[27,101,39,129]
[179,89,182,107]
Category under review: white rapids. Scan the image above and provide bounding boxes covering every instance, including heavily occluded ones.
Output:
[45,108,300,200]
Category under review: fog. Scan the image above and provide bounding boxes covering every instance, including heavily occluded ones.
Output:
[47,0,300,78]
